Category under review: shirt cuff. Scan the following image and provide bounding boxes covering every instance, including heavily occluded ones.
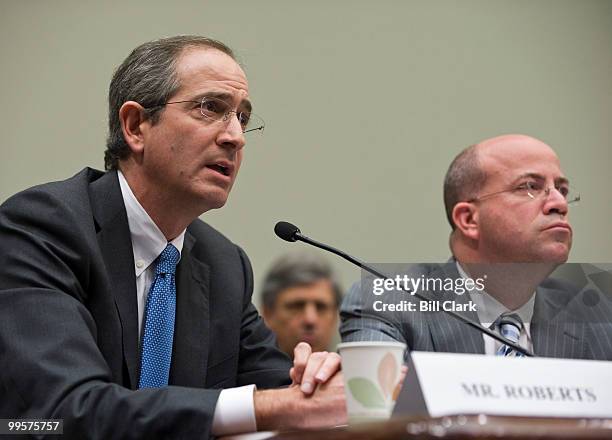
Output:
[211,384,257,436]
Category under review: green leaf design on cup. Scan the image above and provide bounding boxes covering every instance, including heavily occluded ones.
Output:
[347,377,386,408]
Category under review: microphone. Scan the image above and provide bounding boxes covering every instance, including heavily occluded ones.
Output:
[273,221,534,357]
[275,221,389,278]
[274,221,300,242]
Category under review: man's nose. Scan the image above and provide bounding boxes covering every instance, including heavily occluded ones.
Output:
[217,114,246,150]
[542,187,569,216]
[302,303,319,324]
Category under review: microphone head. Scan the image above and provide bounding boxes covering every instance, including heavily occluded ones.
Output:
[274,221,300,242]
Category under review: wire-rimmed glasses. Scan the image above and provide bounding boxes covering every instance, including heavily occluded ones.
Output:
[469,181,580,205]
[146,96,265,134]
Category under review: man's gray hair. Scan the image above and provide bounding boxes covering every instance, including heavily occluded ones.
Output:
[104,35,235,171]
[261,252,343,310]
[443,144,487,229]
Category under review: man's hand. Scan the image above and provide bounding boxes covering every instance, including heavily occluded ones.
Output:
[290,342,341,395]
[254,372,347,431]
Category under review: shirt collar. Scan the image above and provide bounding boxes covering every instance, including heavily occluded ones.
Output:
[117,170,185,277]
[455,261,535,328]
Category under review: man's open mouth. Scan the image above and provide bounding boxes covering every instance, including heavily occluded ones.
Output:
[208,164,230,176]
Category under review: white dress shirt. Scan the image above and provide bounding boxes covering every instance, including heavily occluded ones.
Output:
[117,171,257,435]
[456,262,534,355]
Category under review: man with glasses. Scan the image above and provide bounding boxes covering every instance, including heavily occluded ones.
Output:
[261,252,342,357]
[341,134,612,360]
[0,36,345,438]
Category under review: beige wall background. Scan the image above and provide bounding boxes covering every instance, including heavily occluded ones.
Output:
[1,0,610,307]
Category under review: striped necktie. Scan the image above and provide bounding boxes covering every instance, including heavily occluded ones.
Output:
[138,243,180,388]
[495,313,526,358]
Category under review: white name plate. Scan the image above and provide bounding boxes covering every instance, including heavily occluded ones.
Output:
[394,352,612,418]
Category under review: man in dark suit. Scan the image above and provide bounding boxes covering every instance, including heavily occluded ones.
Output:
[0,36,345,438]
[341,134,612,360]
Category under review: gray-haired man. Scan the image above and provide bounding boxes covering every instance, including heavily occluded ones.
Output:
[262,252,342,357]
[0,36,345,439]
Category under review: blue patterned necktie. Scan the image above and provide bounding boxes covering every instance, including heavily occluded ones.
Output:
[495,313,526,357]
[138,243,180,388]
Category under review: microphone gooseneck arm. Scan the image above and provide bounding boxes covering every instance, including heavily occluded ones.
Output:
[274,221,534,357]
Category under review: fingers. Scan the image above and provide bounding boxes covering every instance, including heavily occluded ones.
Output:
[398,364,408,385]
[291,342,312,385]
[393,365,408,401]
[300,352,341,395]
[299,351,326,395]
[291,343,343,395]
[313,352,341,384]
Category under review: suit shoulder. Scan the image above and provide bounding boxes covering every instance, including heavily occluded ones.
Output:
[0,168,106,250]
[540,276,580,294]
[1,167,103,214]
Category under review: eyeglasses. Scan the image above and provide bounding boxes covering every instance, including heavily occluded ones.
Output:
[469,180,580,204]
[146,96,265,134]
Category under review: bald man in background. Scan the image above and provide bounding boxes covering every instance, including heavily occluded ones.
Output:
[341,134,612,360]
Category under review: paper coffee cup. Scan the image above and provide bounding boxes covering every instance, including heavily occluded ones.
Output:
[337,341,406,424]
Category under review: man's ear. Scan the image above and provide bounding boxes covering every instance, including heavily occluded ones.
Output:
[452,201,480,241]
[118,101,149,156]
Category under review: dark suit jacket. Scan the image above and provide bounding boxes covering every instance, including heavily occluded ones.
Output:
[0,168,291,439]
[340,262,612,360]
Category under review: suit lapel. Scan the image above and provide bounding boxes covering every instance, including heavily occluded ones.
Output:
[169,230,211,387]
[425,263,485,354]
[90,170,140,388]
[429,312,485,354]
[532,287,586,358]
